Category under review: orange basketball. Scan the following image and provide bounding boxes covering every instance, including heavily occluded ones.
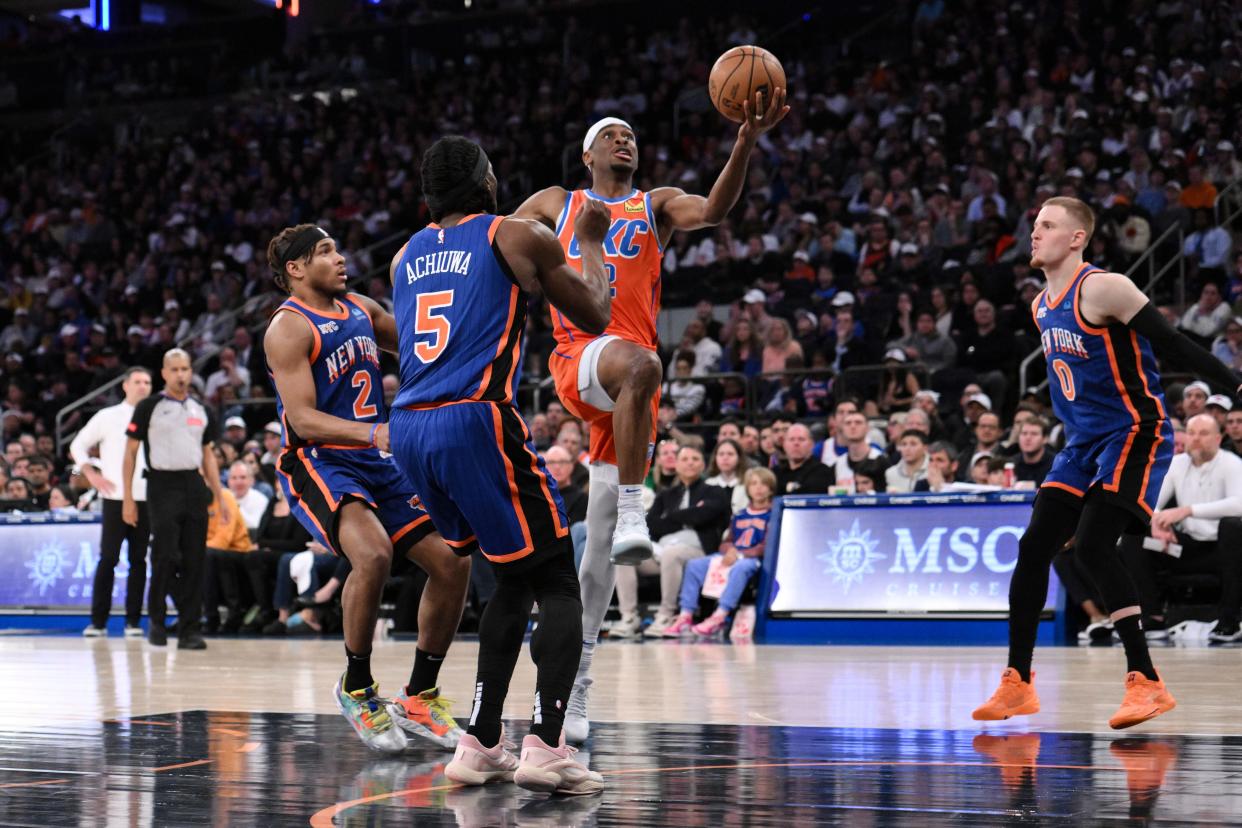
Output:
[708,45,786,123]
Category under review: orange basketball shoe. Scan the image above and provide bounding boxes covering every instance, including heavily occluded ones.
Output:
[972,668,1041,721]
[1109,738,1179,797]
[1108,672,1177,730]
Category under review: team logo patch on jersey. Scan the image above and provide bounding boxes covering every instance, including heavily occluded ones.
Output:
[351,309,365,319]
[624,198,645,213]
[1036,305,1048,318]
[318,321,340,335]
[408,495,423,510]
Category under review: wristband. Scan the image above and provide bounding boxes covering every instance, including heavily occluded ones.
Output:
[369,423,381,447]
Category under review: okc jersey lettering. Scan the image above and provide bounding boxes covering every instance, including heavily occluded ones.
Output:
[324,335,381,383]
[405,250,474,282]
[565,218,650,260]
[1039,327,1090,360]
[553,189,663,350]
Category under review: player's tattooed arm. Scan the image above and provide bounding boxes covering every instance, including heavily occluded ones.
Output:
[264,311,386,448]
[650,87,789,242]
[497,200,612,335]
[512,186,570,230]
[1082,270,1241,394]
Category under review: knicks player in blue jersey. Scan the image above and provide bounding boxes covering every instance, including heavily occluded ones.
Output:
[387,136,611,795]
[263,224,472,755]
[973,196,1240,730]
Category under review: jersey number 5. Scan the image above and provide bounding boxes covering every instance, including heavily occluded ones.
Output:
[1051,358,1076,401]
[415,290,454,364]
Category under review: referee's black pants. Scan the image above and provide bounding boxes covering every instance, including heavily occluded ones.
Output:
[90,499,150,629]
[146,470,211,637]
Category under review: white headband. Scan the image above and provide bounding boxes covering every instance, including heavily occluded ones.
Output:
[583,117,634,154]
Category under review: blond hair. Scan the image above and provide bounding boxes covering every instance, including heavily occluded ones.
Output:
[743,466,777,497]
[1041,196,1095,244]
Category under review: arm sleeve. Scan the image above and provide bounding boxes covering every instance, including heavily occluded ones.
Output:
[1189,456,1242,520]
[127,396,157,442]
[69,409,106,468]
[1128,302,1239,394]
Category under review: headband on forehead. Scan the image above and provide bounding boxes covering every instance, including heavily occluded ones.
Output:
[279,226,329,270]
[425,144,490,215]
[583,117,633,153]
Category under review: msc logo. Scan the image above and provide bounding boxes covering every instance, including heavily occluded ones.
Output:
[818,520,884,593]
[25,540,68,597]
[318,321,340,335]
[566,218,650,260]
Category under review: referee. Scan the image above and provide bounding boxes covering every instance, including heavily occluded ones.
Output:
[123,348,230,650]
[70,366,153,637]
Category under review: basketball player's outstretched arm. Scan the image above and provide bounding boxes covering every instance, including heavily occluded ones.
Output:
[264,312,391,450]
[650,88,789,240]
[496,199,613,334]
[1080,271,1242,394]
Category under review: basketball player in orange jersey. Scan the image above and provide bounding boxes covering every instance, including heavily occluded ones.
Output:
[515,88,788,743]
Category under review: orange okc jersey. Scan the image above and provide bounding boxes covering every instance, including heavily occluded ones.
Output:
[552,188,663,349]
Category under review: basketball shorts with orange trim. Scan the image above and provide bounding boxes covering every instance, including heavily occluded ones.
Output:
[1040,420,1173,523]
[277,445,436,557]
[548,335,658,469]
[389,401,570,570]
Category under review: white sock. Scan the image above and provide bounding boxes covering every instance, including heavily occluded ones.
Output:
[576,640,595,682]
[617,485,644,514]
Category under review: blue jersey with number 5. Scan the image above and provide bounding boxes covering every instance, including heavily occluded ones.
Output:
[391,213,528,408]
[1033,262,1167,450]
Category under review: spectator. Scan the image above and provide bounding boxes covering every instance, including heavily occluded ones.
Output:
[761,318,803,374]
[1206,395,1233,431]
[893,309,957,373]
[47,485,76,512]
[1179,165,1218,210]
[885,429,930,494]
[1119,414,1242,641]
[826,412,883,492]
[555,419,590,487]
[614,444,730,639]
[682,318,722,375]
[24,455,53,510]
[1212,317,1242,372]
[663,467,777,638]
[243,484,312,633]
[645,438,681,493]
[226,460,270,531]
[664,352,706,419]
[1183,210,1233,288]
[705,438,751,514]
[1182,380,1211,420]
[1182,283,1233,346]
[774,423,832,496]
[877,350,921,415]
[1226,409,1242,457]
[204,487,251,634]
[720,316,763,378]
[4,477,33,505]
[205,346,251,404]
[957,299,1014,412]
[544,445,588,569]
[852,458,888,493]
[1013,418,1056,486]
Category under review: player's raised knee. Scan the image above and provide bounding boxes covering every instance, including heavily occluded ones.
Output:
[626,348,663,394]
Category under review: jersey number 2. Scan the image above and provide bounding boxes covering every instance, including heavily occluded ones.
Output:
[351,372,378,418]
[1051,358,1076,401]
[415,290,454,364]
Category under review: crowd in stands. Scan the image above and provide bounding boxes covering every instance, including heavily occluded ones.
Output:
[2,0,1242,636]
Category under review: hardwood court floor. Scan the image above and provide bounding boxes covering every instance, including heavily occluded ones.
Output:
[2,637,1242,825]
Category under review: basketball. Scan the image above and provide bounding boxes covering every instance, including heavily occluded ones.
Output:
[708,45,786,123]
